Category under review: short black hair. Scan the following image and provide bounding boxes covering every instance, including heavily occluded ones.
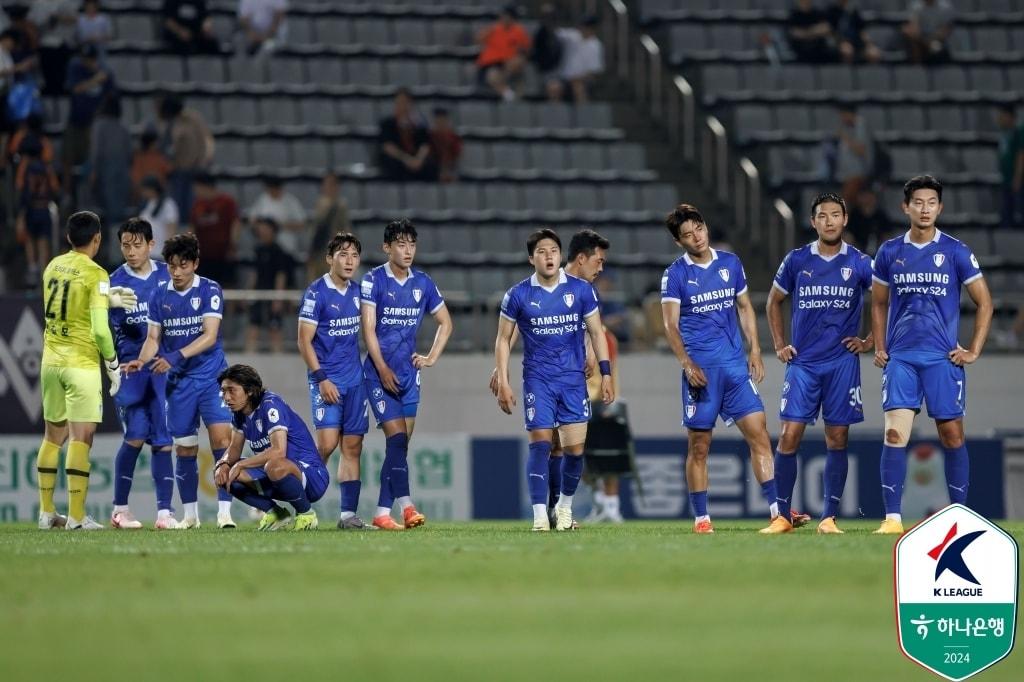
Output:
[194,170,215,187]
[254,216,280,233]
[811,191,847,217]
[158,94,184,120]
[162,232,200,263]
[996,103,1016,116]
[217,364,266,412]
[567,228,610,261]
[118,217,154,242]
[140,128,159,147]
[664,203,704,241]
[67,211,102,247]
[327,232,362,256]
[384,219,417,244]
[903,174,943,204]
[262,175,284,188]
[527,228,561,256]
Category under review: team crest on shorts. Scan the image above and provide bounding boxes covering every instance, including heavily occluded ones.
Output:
[563,293,575,308]
[933,254,946,267]
[527,407,535,421]
[256,419,262,431]
[718,268,730,282]
[685,404,696,419]
[413,288,422,303]
[841,267,852,281]
[372,387,384,399]
[781,398,788,412]
[190,296,201,310]
[376,400,386,414]
[316,408,324,421]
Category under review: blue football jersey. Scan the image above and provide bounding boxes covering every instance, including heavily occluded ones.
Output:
[298,274,362,388]
[232,391,321,469]
[500,269,600,381]
[773,241,873,365]
[109,259,169,362]
[872,230,982,356]
[661,249,749,368]
[360,263,444,381]
[146,274,227,381]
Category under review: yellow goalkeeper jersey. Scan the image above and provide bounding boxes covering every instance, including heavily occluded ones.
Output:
[41,250,109,369]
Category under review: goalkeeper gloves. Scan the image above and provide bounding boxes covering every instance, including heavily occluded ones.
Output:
[108,286,138,310]
[105,357,122,396]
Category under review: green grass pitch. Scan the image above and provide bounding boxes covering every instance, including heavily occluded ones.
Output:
[2,520,1021,682]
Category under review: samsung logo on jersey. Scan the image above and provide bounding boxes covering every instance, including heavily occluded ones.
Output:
[328,316,360,336]
[383,307,419,316]
[530,313,580,326]
[689,288,735,304]
[798,285,856,298]
[892,272,950,285]
[164,315,204,327]
[249,436,271,451]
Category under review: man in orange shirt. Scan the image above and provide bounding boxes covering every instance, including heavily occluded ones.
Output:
[476,5,531,101]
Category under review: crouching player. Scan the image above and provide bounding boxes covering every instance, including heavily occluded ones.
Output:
[216,365,328,531]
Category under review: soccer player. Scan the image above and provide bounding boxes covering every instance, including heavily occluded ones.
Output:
[37,211,135,530]
[361,219,453,530]
[659,204,780,534]
[494,228,614,531]
[297,232,371,529]
[108,218,179,529]
[765,192,874,534]
[870,175,993,534]
[215,365,328,531]
[125,232,236,529]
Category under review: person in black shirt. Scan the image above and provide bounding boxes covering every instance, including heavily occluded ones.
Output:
[846,188,892,253]
[378,88,437,182]
[826,0,881,63]
[246,217,294,353]
[787,0,838,63]
[162,0,220,54]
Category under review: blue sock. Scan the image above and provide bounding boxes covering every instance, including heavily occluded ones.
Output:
[527,441,551,505]
[383,432,410,499]
[943,444,969,504]
[822,448,848,520]
[689,490,708,518]
[228,481,275,513]
[773,450,797,519]
[113,442,142,506]
[212,448,232,503]
[880,445,907,514]
[547,456,562,508]
[340,480,361,513]
[151,448,174,512]
[560,454,584,497]
[175,455,198,504]
[272,474,311,513]
[760,478,779,512]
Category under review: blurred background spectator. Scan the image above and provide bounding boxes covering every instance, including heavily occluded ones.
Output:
[996,104,1023,229]
[28,1,76,96]
[827,0,881,64]
[546,15,603,103]
[138,174,179,257]
[835,105,873,204]
[378,88,436,181]
[847,188,892,254]
[247,175,306,263]
[190,171,240,286]
[62,44,114,194]
[157,93,213,223]
[88,96,132,243]
[16,136,59,286]
[596,272,630,347]
[429,107,462,183]
[306,172,351,281]
[238,0,287,56]
[246,216,292,353]
[162,0,219,54]
[476,5,530,101]
[902,0,954,63]
[529,4,562,87]
[131,128,171,200]
[787,0,838,63]
[75,1,113,58]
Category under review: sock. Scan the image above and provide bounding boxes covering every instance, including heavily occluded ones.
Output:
[759,478,779,517]
[272,474,311,513]
[773,451,797,520]
[395,495,412,512]
[66,441,91,521]
[36,440,61,514]
[151,449,174,513]
[212,448,233,503]
[943,444,970,504]
[822,448,848,520]
[547,456,562,509]
[176,456,199,505]
[382,432,410,500]
[340,480,361,514]
[375,506,391,517]
[557,494,573,509]
[113,442,142,506]
[228,481,275,512]
[157,509,173,520]
[880,445,907,515]
[526,441,551,506]
[592,490,607,513]
[218,500,232,516]
[604,494,620,517]
[533,503,548,524]
[689,490,708,520]
[184,502,198,519]
[560,454,585,497]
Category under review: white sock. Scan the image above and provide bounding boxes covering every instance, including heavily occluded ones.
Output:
[769,501,779,518]
[395,496,412,512]
[184,502,198,519]
[375,506,391,518]
[218,500,232,515]
[886,513,903,522]
[557,494,573,509]
[533,504,548,523]
[157,509,172,520]
[592,491,606,511]
[340,511,355,520]
[604,496,620,515]
[113,504,129,514]
[695,514,710,523]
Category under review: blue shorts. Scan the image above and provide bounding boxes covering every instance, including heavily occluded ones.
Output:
[523,375,590,431]
[682,363,764,430]
[248,460,330,503]
[365,370,420,425]
[166,374,232,439]
[780,354,864,426]
[309,378,369,435]
[115,368,171,447]
[882,352,966,420]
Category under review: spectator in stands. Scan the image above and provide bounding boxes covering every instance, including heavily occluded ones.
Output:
[75,1,113,56]
[62,43,115,193]
[162,0,220,54]
[787,0,838,63]
[826,0,881,64]
[846,188,891,253]
[138,175,179,257]
[191,171,240,285]
[157,93,214,222]
[131,128,172,200]
[546,15,604,103]
[238,0,287,55]
[7,113,52,175]
[5,23,38,86]
[28,1,76,95]
[247,175,306,262]
[429,107,463,183]
[307,172,351,281]
[6,6,38,54]
[902,0,954,64]
[996,104,1024,229]
[596,272,630,346]
[0,29,18,134]
[88,96,132,234]
[529,4,563,84]
[834,105,873,204]
[476,4,531,102]
[378,88,437,182]
[245,216,293,353]
[15,136,59,287]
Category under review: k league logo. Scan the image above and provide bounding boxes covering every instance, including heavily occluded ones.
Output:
[372,387,384,400]
[718,268,730,282]
[525,392,535,405]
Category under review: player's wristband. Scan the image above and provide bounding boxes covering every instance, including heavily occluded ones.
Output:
[214,460,230,470]
[599,360,611,377]
[162,350,184,367]
[311,368,328,383]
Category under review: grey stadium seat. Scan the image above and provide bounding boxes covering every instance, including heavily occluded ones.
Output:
[702,65,742,96]
[891,147,923,178]
[432,19,468,47]
[252,140,291,168]
[855,65,892,92]
[307,57,345,86]
[187,56,226,84]
[528,185,560,212]
[364,182,402,211]
[888,106,925,133]
[927,106,964,133]
[292,140,329,170]
[387,60,423,87]
[394,19,431,47]
[336,99,377,125]
[932,66,968,92]
[962,147,998,175]
[969,66,1006,92]
[535,103,572,129]
[344,58,384,86]
[268,57,306,84]
[108,54,144,82]
[484,183,523,211]
[774,105,812,133]
[404,184,441,211]
[892,65,929,92]
[496,102,532,128]
[569,143,605,170]
[352,18,391,46]
[609,143,647,172]
[530,142,567,171]
[818,65,855,92]
[575,103,613,129]
[602,186,639,212]
[734,105,773,134]
[443,184,481,211]
[315,17,353,44]
[458,101,494,127]
[331,140,371,167]
[220,97,260,127]
[561,183,599,212]
[425,60,464,88]
[189,98,218,127]
[117,14,154,41]
[215,139,250,167]
[288,16,315,44]
[642,184,678,211]
[147,55,185,82]
[262,99,299,126]
[460,144,488,169]
[299,98,338,126]
[491,142,529,170]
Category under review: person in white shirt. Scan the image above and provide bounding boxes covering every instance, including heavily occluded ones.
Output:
[139,175,180,257]
[546,15,604,103]
[247,176,306,262]
[238,0,287,54]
